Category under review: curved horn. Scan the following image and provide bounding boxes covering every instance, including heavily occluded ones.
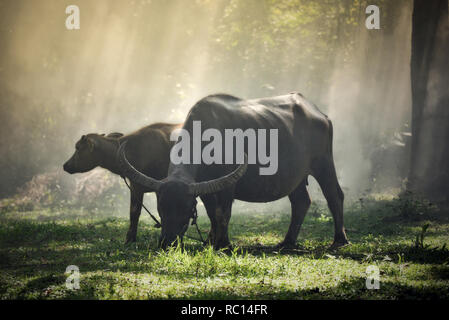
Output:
[116,141,163,191]
[188,154,248,196]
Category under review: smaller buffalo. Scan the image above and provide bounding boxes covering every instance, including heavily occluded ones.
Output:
[63,123,181,243]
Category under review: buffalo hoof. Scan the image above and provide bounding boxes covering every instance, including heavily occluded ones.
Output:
[329,240,350,250]
[213,241,231,251]
[204,233,216,247]
[219,245,234,254]
[125,234,137,244]
[275,241,297,250]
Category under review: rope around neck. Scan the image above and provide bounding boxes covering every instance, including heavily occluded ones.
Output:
[116,139,206,243]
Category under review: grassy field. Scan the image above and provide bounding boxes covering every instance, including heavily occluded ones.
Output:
[1,195,449,300]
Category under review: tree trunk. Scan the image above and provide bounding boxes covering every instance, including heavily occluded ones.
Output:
[409,0,449,205]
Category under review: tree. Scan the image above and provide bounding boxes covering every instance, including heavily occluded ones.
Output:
[409,0,449,205]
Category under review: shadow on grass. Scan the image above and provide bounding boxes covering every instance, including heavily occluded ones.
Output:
[16,274,66,299]
[235,243,449,264]
[172,277,449,300]
[9,270,449,300]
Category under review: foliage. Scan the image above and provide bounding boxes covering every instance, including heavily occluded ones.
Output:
[0,0,412,197]
[414,223,430,249]
[388,191,440,221]
[0,168,129,214]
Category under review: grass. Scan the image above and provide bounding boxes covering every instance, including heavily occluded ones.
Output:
[1,196,449,299]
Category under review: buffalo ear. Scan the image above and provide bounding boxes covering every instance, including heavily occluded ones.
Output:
[86,137,96,152]
[106,132,124,139]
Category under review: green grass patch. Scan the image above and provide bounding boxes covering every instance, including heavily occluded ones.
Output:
[1,197,449,299]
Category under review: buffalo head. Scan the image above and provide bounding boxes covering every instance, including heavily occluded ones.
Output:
[117,141,247,249]
[63,134,104,174]
[64,133,123,174]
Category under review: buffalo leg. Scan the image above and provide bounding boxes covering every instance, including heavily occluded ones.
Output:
[125,186,143,244]
[280,180,311,248]
[214,194,233,250]
[312,157,349,249]
[200,195,218,246]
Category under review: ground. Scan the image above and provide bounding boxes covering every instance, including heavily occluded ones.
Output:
[1,196,449,299]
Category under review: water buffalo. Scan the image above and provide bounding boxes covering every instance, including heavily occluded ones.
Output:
[63,122,181,243]
[118,93,349,249]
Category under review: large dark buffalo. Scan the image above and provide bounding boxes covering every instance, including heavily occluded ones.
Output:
[63,122,181,243]
[118,93,349,249]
